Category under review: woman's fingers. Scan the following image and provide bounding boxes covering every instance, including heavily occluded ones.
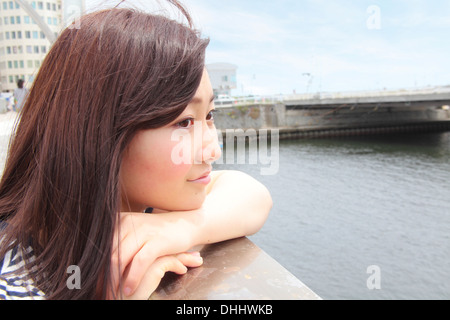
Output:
[123,249,204,297]
[109,212,202,298]
[176,251,204,268]
[123,252,203,300]
[123,255,186,300]
[110,212,166,294]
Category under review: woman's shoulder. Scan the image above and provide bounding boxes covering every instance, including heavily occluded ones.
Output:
[0,240,45,300]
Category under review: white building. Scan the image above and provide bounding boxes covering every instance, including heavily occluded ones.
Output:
[0,0,85,91]
[206,62,237,97]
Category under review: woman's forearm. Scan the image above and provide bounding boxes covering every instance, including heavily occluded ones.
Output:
[190,170,272,246]
[149,170,271,248]
[129,170,271,261]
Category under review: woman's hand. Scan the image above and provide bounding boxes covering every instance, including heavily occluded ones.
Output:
[109,211,203,299]
[122,252,203,300]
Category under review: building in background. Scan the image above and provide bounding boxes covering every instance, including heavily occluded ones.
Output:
[0,0,85,91]
[206,62,237,97]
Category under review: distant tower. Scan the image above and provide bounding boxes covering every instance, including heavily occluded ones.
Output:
[0,0,85,91]
[206,63,237,96]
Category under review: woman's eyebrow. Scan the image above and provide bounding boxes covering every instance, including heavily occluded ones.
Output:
[191,94,215,104]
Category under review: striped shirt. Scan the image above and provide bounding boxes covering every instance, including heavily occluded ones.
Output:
[0,230,45,300]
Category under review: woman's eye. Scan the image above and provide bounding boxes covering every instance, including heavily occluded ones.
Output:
[177,118,194,128]
[206,110,216,121]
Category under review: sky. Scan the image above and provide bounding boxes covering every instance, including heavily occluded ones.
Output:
[85,0,450,96]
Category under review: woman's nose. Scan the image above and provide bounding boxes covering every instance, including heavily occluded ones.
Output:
[194,121,222,164]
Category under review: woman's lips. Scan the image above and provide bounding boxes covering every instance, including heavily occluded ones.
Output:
[188,172,211,184]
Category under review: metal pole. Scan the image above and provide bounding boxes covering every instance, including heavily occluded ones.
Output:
[14,0,57,44]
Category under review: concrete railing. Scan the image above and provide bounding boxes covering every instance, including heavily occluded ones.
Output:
[281,85,450,103]
[217,86,450,108]
[150,237,320,300]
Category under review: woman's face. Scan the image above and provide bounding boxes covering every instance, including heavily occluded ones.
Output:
[120,70,222,212]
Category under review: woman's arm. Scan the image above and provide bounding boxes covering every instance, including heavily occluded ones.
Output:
[197,170,272,244]
[113,170,272,298]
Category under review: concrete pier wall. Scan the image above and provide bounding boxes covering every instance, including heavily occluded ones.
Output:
[213,103,450,137]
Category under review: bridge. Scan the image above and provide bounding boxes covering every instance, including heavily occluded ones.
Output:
[214,86,450,139]
[282,86,450,110]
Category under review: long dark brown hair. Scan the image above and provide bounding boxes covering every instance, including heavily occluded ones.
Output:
[0,2,209,299]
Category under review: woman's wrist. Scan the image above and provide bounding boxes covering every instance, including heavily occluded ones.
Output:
[149,209,207,254]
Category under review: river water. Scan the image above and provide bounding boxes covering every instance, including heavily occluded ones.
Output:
[214,130,450,300]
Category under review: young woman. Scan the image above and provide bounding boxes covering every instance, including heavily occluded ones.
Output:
[0,4,272,300]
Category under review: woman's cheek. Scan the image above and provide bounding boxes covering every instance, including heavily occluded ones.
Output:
[164,138,193,172]
[169,128,200,167]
